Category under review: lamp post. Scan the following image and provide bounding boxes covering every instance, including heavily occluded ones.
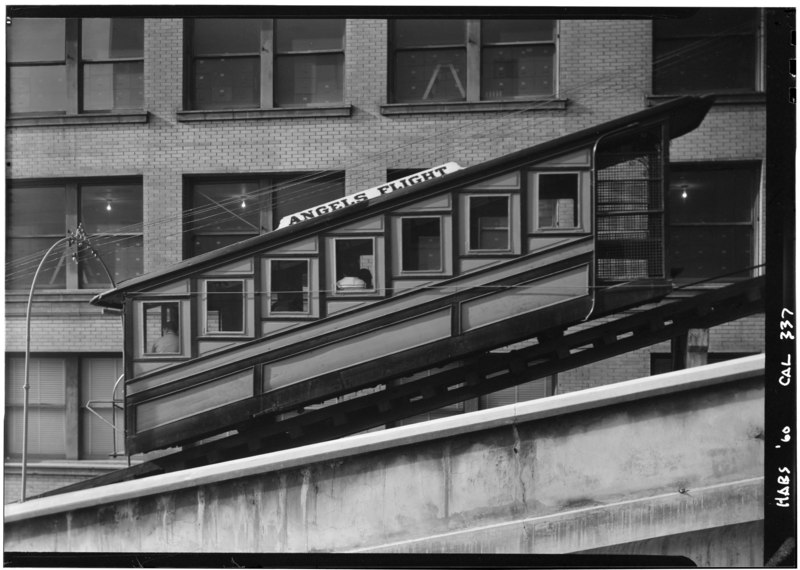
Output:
[20,225,115,502]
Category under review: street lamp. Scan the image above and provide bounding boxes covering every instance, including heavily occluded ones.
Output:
[20,225,115,502]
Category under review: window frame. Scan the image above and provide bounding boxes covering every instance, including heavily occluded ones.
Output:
[465,193,514,254]
[666,161,761,281]
[397,215,446,275]
[5,178,144,292]
[531,171,584,233]
[330,236,380,297]
[185,18,346,111]
[7,17,145,117]
[389,19,558,105]
[201,278,248,336]
[4,353,127,461]
[141,300,184,356]
[265,257,315,318]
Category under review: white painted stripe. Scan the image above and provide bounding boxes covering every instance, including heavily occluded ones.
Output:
[4,354,764,523]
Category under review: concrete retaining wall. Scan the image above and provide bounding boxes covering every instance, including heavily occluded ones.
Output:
[5,356,764,565]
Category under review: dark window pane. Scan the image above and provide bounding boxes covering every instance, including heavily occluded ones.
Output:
[335,239,374,291]
[81,184,143,234]
[83,62,144,111]
[190,182,262,233]
[6,238,68,290]
[270,259,310,313]
[653,9,759,94]
[192,19,263,55]
[482,20,555,43]
[193,57,260,109]
[402,218,442,271]
[276,19,344,52]
[654,8,758,38]
[669,168,757,224]
[82,19,144,59]
[8,187,66,235]
[206,281,244,333]
[275,53,343,106]
[7,18,65,62]
[393,19,466,48]
[654,37,756,93]
[144,302,181,354]
[469,196,510,250]
[669,226,753,279]
[538,173,579,228]
[394,49,466,103]
[481,45,554,99]
[9,65,68,114]
[79,235,143,288]
[273,176,345,221]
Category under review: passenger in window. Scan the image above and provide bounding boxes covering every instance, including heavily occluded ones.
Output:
[336,262,367,290]
[151,323,179,353]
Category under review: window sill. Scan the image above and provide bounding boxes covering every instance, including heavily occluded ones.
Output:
[7,112,149,128]
[646,93,766,106]
[381,99,568,116]
[177,105,353,122]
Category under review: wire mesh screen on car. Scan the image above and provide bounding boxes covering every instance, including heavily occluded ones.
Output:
[595,128,665,283]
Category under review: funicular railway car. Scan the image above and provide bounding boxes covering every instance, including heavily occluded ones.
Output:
[91,96,715,456]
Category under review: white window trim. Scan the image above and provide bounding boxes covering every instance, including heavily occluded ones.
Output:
[141,301,184,357]
[201,278,247,335]
[466,194,513,254]
[267,258,313,317]
[532,171,583,232]
[398,215,446,275]
[331,236,378,295]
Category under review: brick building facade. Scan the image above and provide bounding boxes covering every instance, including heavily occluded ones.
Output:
[5,9,768,499]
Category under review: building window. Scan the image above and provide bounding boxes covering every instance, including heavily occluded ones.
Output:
[536,173,579,230]
[668,162,760,280]
[653,9,761,94]
[400,217,443,272]
[390,19,556,104]
[333,238,376,293]
[80,356,124,459]
[468,195,511,252]
[268,259,311,315]
[5,180,143,291]
[188,18,345,110]
[4,356,67,459]
[7,18,144,115]
[185,173,344,257]
[5,354,125,460]
[144,302,182,355]
[203,280,246,334]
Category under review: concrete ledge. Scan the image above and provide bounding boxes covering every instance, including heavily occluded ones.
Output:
[348,477,764,553]
[4,354,764,523]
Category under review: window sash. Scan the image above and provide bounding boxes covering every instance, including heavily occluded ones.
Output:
[6,180,143,290]
[400,217,444,273]
[269,259,311,315]
[333,237,377,294]
[143,301,183,355]
[467,195,512,252]
[203,279,246,334]
[188,18,345,110]
[391,19,557,103]
[7,18,144,115]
